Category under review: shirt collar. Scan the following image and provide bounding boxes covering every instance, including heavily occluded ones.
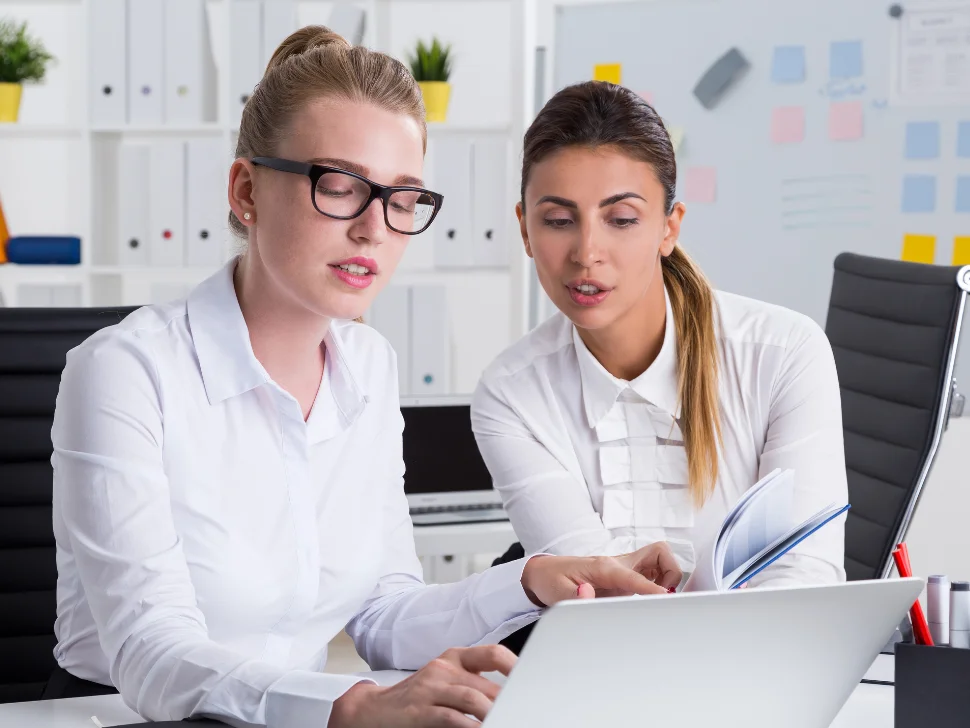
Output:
[573,285,681,428]
[187,258,368,429]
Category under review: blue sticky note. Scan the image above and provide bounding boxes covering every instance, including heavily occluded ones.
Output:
[958,121,970,158]
[830,40,863,79]
[905,121,940,159]
[772,46,806,84]
[957,177,970,213]
[901,175,936,213]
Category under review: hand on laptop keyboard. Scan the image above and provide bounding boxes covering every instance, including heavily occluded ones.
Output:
[329,644,515,728]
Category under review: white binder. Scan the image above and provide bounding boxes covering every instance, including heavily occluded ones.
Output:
[230,0,264,127]
[51,285,83,307]
[164,0,217,124]
[367,285,411,394]
[185,138,226,267]
[118,142,152,266]
[127,0,165,125]
[90,0,127,126]
[432,139,474,268]
[409,285,449,395]
[148,140,186,267]
[150,283,191,305]
[472,138,510,268]
[261,0,298,69]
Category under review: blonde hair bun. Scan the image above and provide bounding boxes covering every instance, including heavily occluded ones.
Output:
[266,25,351,72]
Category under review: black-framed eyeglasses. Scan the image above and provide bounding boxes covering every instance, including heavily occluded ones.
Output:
[251,157,443,235]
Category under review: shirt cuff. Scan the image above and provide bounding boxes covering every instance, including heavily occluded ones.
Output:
[475,556,545,626]
[265,670,376,728]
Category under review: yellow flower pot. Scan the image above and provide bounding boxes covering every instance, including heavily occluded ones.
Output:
[418,81,451,123]
[0,83,23,123]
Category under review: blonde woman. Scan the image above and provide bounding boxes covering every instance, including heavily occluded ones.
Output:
[473,81,848,651]
[49,30,681,728]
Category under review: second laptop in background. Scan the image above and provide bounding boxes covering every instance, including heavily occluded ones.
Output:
[401,395,507,526]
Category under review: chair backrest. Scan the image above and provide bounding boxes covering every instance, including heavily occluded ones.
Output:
[825,253,970,581]
[0,307,136,703]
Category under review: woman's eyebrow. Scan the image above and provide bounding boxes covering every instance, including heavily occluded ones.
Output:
[536,195,577,208]
[600,192,645,207]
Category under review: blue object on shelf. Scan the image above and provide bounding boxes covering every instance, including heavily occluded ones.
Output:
[5,236,81,265]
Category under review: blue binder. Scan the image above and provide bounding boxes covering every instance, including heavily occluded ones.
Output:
[5,236,82,265]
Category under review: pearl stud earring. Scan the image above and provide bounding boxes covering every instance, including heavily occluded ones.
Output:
[244,212,252,220]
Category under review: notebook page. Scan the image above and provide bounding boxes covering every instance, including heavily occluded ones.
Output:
[725,503,849,588]
[716,469,795,581]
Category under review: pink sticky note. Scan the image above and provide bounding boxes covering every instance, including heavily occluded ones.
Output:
[828,101,863,141]
[638,91,655,106]
[771,106,805,144]
[684,167,717,204]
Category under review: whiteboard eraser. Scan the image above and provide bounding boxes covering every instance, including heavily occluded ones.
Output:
[693,47,750,110]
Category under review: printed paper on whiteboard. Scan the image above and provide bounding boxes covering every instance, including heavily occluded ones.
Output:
[892,3,970,105]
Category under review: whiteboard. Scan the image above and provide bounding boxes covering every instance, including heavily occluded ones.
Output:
[553,0,970,386]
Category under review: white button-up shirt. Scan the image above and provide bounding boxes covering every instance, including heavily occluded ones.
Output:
[471,287,847,587]
[51,260,539,728]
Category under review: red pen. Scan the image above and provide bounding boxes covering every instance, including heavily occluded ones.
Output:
[893,543,934,646]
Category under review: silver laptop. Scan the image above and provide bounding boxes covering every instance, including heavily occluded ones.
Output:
[401,395,507,526]
[482,578,923,727]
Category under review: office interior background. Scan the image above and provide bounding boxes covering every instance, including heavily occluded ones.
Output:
[2,0,970,676]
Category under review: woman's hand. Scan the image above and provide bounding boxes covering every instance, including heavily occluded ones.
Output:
[520,542,683,605]
[329,644,516,728]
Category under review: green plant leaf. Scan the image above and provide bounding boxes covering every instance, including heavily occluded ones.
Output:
[0,18,55,84]
[406,35,452,82]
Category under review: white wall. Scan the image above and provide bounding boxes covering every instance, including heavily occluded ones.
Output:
[906,416,970,587]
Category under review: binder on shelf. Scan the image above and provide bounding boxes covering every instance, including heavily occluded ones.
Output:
[118,142,152,266]
[261,0,298,70]
[5,237,81,265]
[185,138,226,267]
[150,283,191,305]
[51,285,83,307]
[367,285,411,393]
[409,285,449,395]
[148,141,186,267]
[164,0,217,124]
[17,284,83,307]
[230,0,264,127]
[90,0,128,126]
[327,4,366,45]
[17,285,56,307]
[471,138,509,268]
[127,0,165,125]
[432,139,474,268]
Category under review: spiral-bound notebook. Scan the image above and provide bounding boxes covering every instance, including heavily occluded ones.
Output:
[683,468,850,592]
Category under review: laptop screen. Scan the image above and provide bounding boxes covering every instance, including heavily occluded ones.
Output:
[401,403,494,494]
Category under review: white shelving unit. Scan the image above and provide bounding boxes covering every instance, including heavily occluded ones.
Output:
[0,0,539,394]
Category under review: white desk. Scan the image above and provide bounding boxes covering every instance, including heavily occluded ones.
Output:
[0,678,892,727]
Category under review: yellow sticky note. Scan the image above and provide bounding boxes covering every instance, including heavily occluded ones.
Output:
[594,63,622,84]
[901,234,936,264]
[954,237,970,266]
[667,126,685,154]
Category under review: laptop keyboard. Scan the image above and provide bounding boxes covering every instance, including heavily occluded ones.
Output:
[409,503,502,515]
[409,503,509,526]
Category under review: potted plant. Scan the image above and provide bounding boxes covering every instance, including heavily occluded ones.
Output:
[407,37,453,123]
[0,18,55,123]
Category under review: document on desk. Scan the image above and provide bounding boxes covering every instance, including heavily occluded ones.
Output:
[683,468,850,592]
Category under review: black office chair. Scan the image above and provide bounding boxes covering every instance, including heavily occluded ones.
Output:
[825,253,970,581]
[0,307,135,703]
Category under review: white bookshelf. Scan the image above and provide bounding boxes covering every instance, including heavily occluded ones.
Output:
[0,0,538,394]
